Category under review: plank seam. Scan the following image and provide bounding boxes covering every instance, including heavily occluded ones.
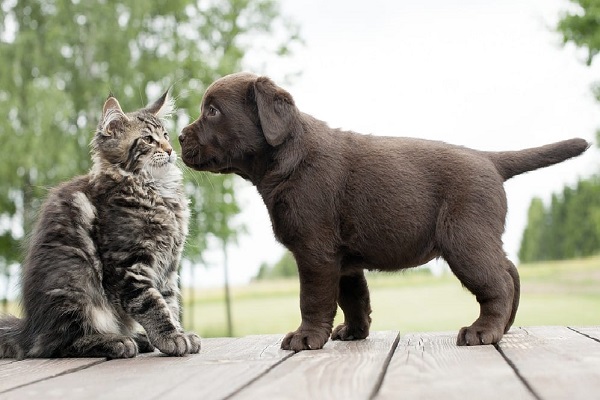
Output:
[494,343,542,400]
[568,327,600,344]
[221,351,296,400]
[0,358,107,395]
[368,331,401,400]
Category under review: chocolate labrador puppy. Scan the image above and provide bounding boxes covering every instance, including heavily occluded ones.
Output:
[179,72,589,351]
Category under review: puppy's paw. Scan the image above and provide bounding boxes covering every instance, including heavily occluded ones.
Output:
[331,323,369,341]
[457,324,504,346]
[153,332,201,356]
[281,328,330,352]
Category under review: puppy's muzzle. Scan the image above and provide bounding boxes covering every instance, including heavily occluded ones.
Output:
[178,126,190,144]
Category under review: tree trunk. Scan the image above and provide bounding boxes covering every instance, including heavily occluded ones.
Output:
[188,262,195,330]
[223,241,233,337]
[2,271,9,314]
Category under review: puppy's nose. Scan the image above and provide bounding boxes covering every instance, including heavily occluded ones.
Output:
[179,125,191,144]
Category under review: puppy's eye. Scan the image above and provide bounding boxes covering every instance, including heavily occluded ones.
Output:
[207,105,220,117]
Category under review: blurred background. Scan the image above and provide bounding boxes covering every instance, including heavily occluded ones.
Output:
[1,0,599,338]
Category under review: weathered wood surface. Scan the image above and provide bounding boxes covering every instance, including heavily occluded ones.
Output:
[377,331,534,399]
[0,326,597,400]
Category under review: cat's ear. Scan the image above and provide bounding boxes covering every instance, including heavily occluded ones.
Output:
[101,95,128,137]
[146,89,175,119]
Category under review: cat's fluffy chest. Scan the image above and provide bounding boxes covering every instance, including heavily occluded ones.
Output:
[89,172,189,287]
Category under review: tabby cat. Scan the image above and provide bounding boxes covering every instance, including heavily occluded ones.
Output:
[0,92,200,358]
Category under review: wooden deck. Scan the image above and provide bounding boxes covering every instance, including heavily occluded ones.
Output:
[0,326,598,399]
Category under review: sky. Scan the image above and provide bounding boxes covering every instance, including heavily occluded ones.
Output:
[186,0,600,288]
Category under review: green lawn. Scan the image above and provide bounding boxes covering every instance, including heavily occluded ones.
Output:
[182,256,600,338]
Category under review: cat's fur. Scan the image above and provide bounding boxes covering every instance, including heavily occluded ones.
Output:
[0,92,200,359]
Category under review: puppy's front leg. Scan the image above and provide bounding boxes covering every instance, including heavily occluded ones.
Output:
[281,255,340,352]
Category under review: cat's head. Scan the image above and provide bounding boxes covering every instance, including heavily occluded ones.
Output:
[91,91,178,179]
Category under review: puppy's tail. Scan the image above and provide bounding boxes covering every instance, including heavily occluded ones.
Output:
[487,138,590,181]
[0,315,25,359]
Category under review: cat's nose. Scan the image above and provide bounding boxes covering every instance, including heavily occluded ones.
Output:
[165,146,173,155]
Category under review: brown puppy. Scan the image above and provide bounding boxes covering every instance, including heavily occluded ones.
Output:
[179,72,589,351]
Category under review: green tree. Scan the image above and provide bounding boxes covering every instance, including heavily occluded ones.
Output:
[0,1,300,316]
[563,179,600,257]
[558,0,600,137]
[558,0,600,67]
[519,178,600,262]
[519,2,600,263]
[254,251,298,280]
[519,197,549,262]
[190,175,244,336]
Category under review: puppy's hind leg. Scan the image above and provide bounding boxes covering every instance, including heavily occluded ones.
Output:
[331,270,372,341]
[505,259,520,333]
[444,243,515,346]
[437,204,515,346]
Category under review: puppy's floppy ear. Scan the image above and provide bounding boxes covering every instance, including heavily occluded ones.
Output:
[254,76,301,146]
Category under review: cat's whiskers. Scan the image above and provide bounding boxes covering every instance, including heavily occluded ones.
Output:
[179,162,207,187]
[139,157,156,181]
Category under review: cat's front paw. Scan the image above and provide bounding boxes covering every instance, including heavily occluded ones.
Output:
[133,333,155,353]
[153,332,201,356]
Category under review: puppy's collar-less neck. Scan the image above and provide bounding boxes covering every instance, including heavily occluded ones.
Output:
[254,137,304,184]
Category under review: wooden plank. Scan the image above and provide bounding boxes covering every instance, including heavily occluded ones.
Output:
[376,330,534,399]
[160,334,293,399]
[232,331,400,400]
[2,335,290,400]
[498,326,600,400]
[570,326,600,342]
[0,358,105,394]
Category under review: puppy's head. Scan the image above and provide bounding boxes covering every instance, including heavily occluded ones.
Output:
[179,72,302,178]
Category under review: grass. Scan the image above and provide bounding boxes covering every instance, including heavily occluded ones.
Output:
[182,256,600,338]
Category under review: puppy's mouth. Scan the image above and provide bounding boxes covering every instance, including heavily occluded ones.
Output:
[179,134,246,177]
[180,147,201,169]
[180,147,233,174]
[189,161,237,175]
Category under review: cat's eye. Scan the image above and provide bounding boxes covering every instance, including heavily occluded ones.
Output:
[143,135,155,144]
[207,105,220,117]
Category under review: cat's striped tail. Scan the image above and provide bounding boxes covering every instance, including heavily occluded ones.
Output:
[0,315,25,359]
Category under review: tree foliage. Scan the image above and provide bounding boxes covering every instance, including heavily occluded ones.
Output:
[0,0,300,287]
[254,251,298,280]
[558,0,600,104]
[519,178,600,262]
[557,0,600,66]
[519,1,600,263]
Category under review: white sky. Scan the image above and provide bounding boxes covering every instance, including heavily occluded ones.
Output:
[187,0,600,288]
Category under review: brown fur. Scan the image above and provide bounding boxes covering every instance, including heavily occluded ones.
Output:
[179,72,589,351]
